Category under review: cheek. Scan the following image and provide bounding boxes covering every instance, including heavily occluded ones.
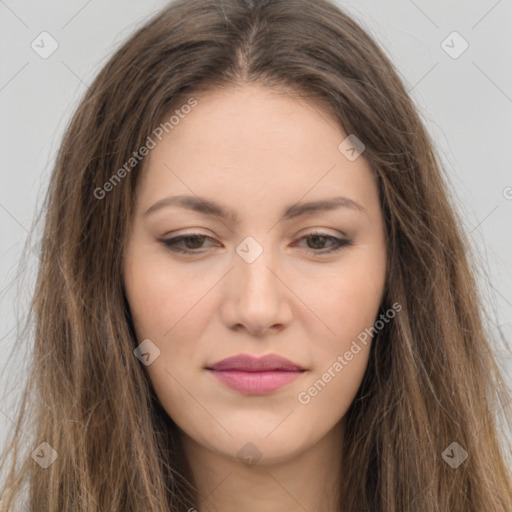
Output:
[301,345,371,408]
[124,250,209,339]
[123,250,219,399]
[295,267,383,419]
[124,255,210,417]
[303,250,386,354]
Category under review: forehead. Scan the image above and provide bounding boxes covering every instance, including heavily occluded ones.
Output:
[136,84,377,217]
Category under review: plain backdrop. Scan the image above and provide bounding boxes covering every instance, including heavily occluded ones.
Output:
[1,0,511,462]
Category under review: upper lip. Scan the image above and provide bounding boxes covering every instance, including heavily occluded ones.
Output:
[207,354,305,372]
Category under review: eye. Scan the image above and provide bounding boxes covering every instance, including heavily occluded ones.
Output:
[160,234,216,253]
[291,231,352,254]
[160,231,351,255]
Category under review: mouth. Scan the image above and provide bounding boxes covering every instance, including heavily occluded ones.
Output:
[205,353,306,395]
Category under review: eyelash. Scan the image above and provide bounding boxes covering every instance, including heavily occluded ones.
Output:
[160,232,351,255]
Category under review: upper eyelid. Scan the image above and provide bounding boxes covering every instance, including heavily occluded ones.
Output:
[161,231,350,251]
[164,227,348,239]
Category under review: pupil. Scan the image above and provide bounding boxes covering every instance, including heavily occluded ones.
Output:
[308,235,325,249]
[186,235,204,249]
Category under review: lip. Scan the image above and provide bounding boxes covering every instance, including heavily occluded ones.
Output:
[207,354,305,372]
[206,354,306,395]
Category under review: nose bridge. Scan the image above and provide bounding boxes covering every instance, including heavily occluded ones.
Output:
[234,234,278,299]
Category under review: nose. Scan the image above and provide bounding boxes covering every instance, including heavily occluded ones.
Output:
[220,239,293,337]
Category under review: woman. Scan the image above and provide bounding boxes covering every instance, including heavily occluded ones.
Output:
[1,0,511,510]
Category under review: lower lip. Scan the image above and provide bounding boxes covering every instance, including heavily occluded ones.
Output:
[207,369,303,394]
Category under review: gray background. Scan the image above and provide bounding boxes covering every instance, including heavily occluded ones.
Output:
[1,0,511,462]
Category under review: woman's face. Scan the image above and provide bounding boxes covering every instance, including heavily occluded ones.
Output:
[123,84,387,465]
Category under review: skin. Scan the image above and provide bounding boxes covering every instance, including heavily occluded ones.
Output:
[123,83,387,512]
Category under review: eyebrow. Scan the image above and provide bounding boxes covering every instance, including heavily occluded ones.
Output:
[144,194,365,222]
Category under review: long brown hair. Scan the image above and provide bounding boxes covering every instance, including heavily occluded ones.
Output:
[1,0,511,510]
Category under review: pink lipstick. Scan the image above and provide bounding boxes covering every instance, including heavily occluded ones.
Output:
[206,354,306,395]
